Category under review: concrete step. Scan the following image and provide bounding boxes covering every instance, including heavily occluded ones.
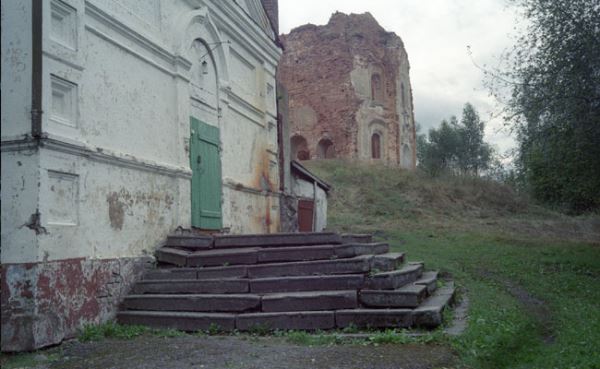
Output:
[166,234,213,250]
[262,290,357,312]
[143,265,248,280]
[341,234,373,243]
[186,248,260,267]
[214,232,342,248]
[257,244,336,263]
[371,252,405,271]
[359,283,428,308]
[333,242,389,258]
[247,255,373,278]
[365,263,423,290]
[335,309,413,329]
[122,294,260,312]
[250,274,365,293]
[155,247,190,267]
[413,282,455,327]
[236,311,335,331]
[415,271,439,295]
[133,279,249,294]
[117,310,235,331]
[157,242,391,268]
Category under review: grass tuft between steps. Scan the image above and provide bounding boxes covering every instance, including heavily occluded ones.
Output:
[78,322,186,342]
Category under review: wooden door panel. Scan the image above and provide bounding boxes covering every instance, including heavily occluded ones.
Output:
[190,117,222,230]
[298,199,314,232]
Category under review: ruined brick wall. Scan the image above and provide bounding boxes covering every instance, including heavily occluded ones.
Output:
[278,12,416,168]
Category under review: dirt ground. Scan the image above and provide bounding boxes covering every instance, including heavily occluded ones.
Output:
[14,335,457,369]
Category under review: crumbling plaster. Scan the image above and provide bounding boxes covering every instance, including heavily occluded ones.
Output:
[1,0,281,352]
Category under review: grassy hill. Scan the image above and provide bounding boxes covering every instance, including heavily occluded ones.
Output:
[305,160,600,369]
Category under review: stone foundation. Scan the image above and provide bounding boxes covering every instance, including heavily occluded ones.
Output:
[1,256,152,352]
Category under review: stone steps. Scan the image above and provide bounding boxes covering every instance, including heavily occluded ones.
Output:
[250,274,365,293]
[359,283,427,308]
[157,243,391,267]
[118,231,455,331]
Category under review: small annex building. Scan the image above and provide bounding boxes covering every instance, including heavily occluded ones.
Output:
[1,0,328,352]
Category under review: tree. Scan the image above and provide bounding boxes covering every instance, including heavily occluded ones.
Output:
[417,103,493,176]
[488,0,600,212]
[456,103,492,176]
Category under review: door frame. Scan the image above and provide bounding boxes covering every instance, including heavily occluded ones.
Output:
[190,116,223,230]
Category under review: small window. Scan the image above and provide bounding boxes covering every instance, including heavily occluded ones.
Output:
[371,133,381,159]
[291,135,310,161]
[317,139,336,159]
[371,73,383,102]
[401,82,406,108]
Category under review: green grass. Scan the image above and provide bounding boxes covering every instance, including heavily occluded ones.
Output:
[304,160,600,369]
[79,322,191,342]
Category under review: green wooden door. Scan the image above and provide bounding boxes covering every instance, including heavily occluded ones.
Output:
[190,117,222,229]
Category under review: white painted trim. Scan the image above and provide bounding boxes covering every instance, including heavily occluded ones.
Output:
[227,91,265,126]
[85,1,171,63]
[1,135,192,179]
[210,2,281,62]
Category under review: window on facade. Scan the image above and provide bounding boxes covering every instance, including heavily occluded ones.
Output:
[291,135,310,161]
[371,133,381,159]
[371,73,383,102]
[317,139,336,159]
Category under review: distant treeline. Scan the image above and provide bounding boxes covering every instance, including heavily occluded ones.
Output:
[419,0,600,214]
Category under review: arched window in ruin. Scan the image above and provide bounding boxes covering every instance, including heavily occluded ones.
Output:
[401,82,406,109]
[317,138,336,159]
[291,135,310,161]
[371,133,381,159]
[401,144,412,168]
[371,73,384,102]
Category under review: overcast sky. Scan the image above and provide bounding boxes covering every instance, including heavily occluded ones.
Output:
[279,0,520,153]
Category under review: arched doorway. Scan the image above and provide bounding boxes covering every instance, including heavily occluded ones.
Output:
[189,39,222,230]
[291,135,310,160]
[316,138,335,159]
[371,133,381,159]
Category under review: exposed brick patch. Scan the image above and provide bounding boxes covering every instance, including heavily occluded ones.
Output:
[1,256,152,352]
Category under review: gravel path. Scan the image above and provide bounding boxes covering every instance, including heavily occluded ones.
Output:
[25,335,456,369]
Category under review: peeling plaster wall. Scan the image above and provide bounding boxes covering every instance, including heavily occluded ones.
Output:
[0,0,33,139]
[1,0,281,351]
[36,147,184,262]
[1,257,152,352]
[2,0,282,264]
[0,151,41,264]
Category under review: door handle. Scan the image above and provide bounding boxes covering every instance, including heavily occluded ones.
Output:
[197,155,202,164]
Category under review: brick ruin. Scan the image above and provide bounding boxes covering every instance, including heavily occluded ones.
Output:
[278,12,417,169]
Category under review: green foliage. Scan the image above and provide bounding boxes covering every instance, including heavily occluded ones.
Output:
[491,0,600,212]
[305,160,600,367]
[79,322,191,341]
[284,330,343,346]
[418,103,493,176]
[79,322,149,342]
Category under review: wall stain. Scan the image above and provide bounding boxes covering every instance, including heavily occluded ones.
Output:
[19,210,47,235]
[107,192,125,230]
